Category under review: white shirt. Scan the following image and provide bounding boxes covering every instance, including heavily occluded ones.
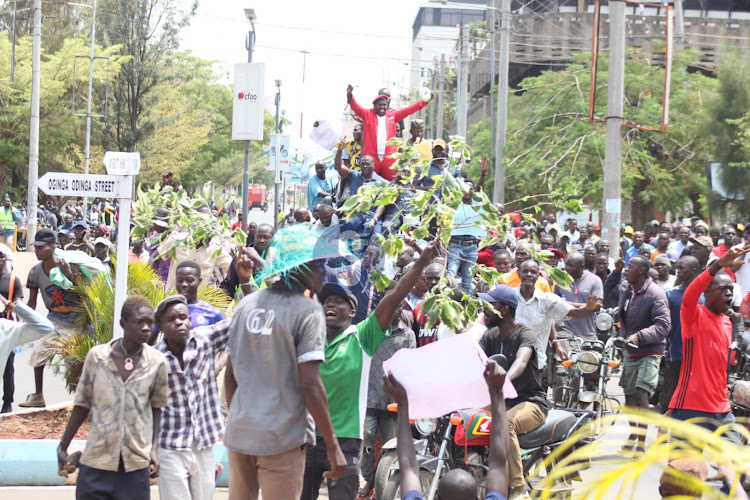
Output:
[515,287,574,369]
[0,302,54,377]
[376,115,387,159]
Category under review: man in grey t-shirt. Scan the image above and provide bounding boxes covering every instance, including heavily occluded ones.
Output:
[224,230,346,500]
[554,252,602,340]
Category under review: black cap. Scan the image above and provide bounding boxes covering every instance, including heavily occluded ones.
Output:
[154,295,188,323]
[319,282,358,310]
[34,229,57,246]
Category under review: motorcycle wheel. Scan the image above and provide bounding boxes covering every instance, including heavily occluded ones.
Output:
[381,470,435,500]
[524,454,572,499]
[374,449,398,500]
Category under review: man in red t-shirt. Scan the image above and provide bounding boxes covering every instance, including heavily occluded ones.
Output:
[669,244,750,432]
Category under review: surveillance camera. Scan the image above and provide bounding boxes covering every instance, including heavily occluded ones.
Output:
[244,8,257,22]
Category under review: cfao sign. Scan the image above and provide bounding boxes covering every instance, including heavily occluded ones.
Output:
[232,63,265,141]
[37,172,130,198]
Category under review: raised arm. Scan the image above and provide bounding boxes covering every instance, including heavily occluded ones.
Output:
[383,372,421,494]
[475,154,488,192]
[346,84,367,119]
[393,97,431,123]
[484,360,509,497]
[334,139,351,179]
[374,240,438,331]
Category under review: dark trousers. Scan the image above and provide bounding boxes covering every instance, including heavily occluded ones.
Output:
[76,457,150,500]
[300,437,361,500]
[3,352,14,405]
[659,360,681,414]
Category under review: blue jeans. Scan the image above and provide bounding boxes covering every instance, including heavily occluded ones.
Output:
[446,241,478,293]
[671,408,740,444]
[361,411,398,484]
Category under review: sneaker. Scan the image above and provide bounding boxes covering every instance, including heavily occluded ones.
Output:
[18,393,45,408]
[0,403,11,414]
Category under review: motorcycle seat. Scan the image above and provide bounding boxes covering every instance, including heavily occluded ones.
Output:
[518,409,577,449]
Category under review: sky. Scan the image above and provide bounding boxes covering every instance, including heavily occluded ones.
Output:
[179,0,430,164]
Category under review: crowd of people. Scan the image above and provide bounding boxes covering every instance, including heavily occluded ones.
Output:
[0,85,749,500]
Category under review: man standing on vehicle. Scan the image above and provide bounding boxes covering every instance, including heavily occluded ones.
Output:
[615,255,671,454]
[479,285,546,500]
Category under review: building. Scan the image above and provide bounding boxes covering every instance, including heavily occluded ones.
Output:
[410,0,750,137]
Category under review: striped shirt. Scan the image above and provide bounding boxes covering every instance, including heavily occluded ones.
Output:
[156,319,230,451]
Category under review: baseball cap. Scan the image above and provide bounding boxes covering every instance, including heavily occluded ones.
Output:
[593,224,601,231]
[477,285,518,309]
[73,220,88,229]
[654,254,671,267]
[546,248,565,260]
[33,229,56,246]
[624,225,634,235]
[319,282,358,310]
[410,119,425,129]
[658,458,708,497]
[694,220,709,231]
[432,138,447,150]
[372,94,389,104]
[689,235,713,251]
[93,237,111,247]
[154,295,187,323]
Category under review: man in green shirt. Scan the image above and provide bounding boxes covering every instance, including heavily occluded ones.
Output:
[300,240,439,500]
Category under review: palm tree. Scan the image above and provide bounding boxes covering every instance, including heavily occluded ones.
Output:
[47,260,234,392]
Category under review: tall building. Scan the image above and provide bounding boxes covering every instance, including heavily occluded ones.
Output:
[410,0,487,95]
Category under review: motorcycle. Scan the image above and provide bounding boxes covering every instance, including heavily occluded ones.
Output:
[378,355,593,500]
[553,336,625,435]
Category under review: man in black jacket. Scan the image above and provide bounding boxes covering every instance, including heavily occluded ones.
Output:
[611,255,671,454]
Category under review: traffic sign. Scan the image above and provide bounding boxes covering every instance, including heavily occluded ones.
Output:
[37,172,130,198]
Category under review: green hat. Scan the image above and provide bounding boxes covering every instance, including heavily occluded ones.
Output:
[257,225,352,284]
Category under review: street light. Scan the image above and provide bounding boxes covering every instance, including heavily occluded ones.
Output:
[274,80,282,229]
[241,7,256,227]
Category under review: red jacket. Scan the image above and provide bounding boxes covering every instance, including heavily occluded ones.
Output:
[348,96,428,181]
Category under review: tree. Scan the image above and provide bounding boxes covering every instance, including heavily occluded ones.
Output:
[470,48,717,226]
[97,0,197,153]
[0,35,125,197]
[708,49,750,219]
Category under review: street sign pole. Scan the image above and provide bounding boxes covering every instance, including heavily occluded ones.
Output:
[37,153,140,339]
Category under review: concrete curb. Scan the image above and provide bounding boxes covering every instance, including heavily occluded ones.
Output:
[0,440,230,487]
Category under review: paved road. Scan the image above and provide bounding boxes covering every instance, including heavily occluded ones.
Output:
[2,209,666,496]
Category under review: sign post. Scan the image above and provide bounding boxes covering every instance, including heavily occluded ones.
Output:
[232,63,265,227]
[36,152,141,339]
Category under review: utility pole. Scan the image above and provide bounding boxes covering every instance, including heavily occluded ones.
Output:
[10,0,18,82]
[674,0,685,49]
[437,55,445,140]
[26,0,42,250]
[273,81,282,231]
[488,0,496,156]
[83,0,98,210]
[602,0,626,263]
[241,21,255,227]
[457,24,469,138]
[492,0,511,204]
[299,50,308,139]
[429,69,437,138]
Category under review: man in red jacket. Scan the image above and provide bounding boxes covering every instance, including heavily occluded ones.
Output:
[346,84,432,181]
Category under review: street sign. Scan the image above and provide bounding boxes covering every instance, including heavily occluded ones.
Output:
[232,63,265,141]
[37,172,130,198]
[270,134,291,172]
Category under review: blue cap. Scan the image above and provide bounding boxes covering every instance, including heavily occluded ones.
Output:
[73,220,88,229]
[477,285,518,309]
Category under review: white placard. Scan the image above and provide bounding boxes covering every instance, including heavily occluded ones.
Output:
[605,198,621,213]
[232,63,265,141]
[382,334,517,419]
